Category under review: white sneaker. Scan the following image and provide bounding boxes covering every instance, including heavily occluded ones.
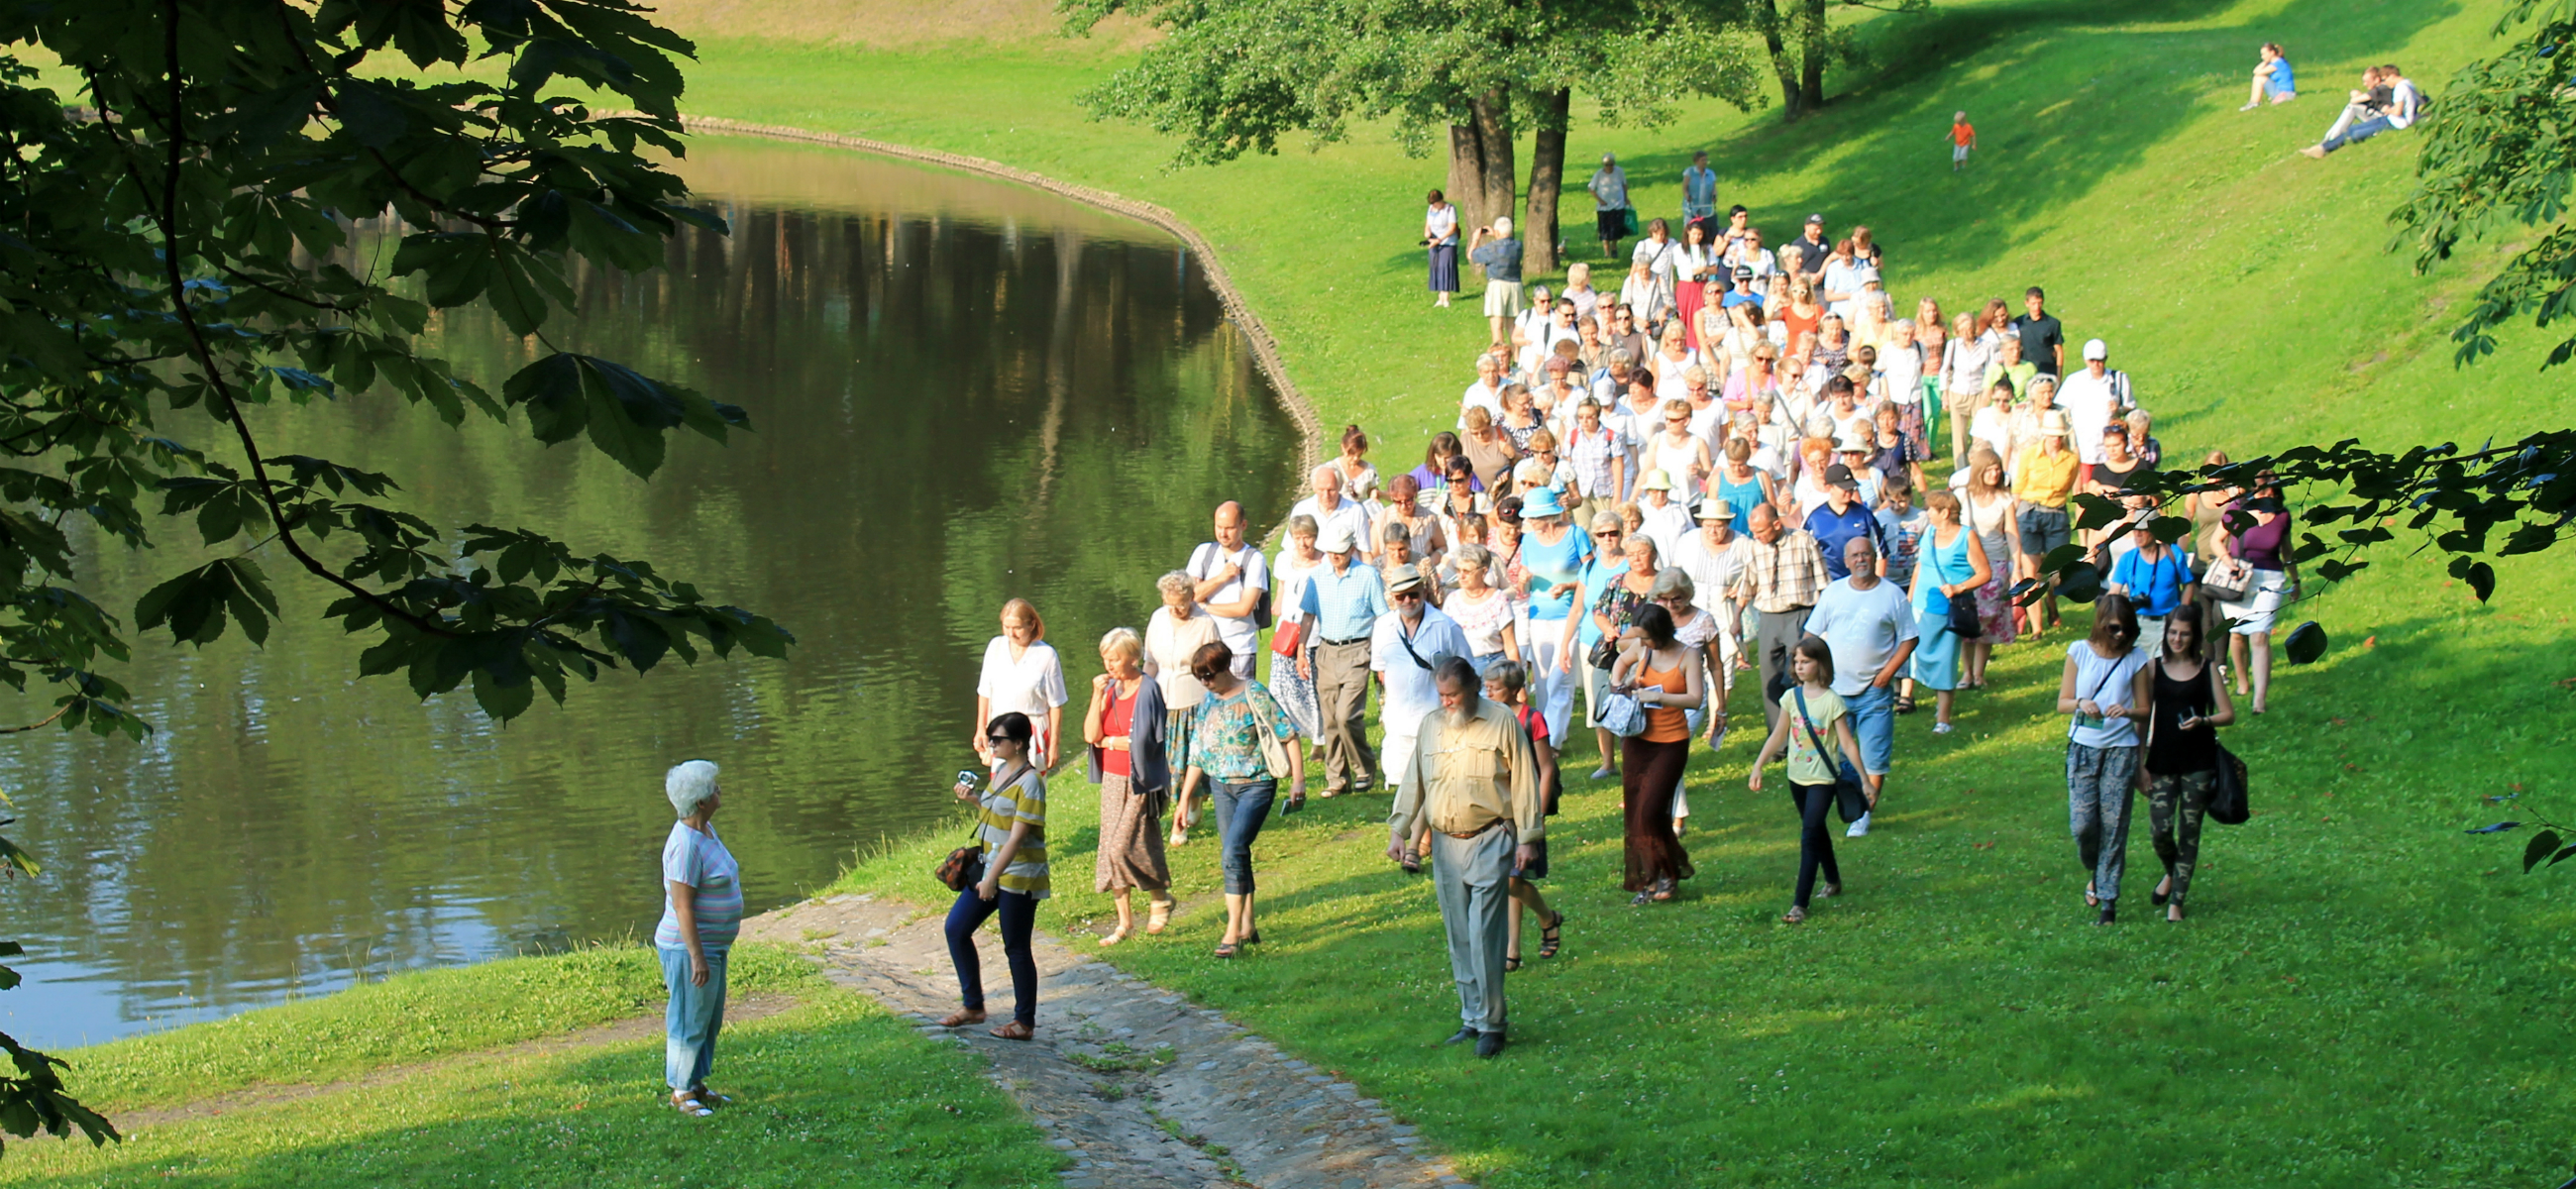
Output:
[1932,721,1955,735]
[1845,811,1872,837]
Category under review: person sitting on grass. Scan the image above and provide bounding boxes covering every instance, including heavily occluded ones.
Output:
[2240,42,2296,111]
[2302,63,2419,158]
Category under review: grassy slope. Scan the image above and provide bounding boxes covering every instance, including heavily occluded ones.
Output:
[4,946,1059,1188]
[775,0,2576,1185]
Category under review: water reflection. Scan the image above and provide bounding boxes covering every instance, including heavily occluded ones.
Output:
[0,137,1298,1047]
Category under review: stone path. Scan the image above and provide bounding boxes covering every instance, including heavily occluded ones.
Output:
[740,894,1472,1189]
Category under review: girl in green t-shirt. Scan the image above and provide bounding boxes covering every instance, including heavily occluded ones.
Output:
[1750,637,1868,923]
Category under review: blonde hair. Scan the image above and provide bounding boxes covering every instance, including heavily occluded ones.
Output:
[1155,571,1194,602]
[1001,597,1044,640]
[1566,262,1591,286]
[1925,489,1963,519]
[1527,427,1557,452]
[1464,404,1493,431]
[1099,626,1143,664]
[1966,447,2006,497]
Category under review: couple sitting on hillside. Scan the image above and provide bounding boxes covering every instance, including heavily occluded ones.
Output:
[2299,63,2420,158]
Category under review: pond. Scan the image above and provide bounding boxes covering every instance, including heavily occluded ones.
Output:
[0,137,1301,1048]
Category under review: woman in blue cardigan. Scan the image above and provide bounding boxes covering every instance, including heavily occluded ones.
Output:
[1084,627,1174,944]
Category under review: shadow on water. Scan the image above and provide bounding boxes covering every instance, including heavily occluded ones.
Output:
[0,137,1300,1047]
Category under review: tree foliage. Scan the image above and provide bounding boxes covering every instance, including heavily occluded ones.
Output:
[0,0,790,1149]
[2393,0,2576,368]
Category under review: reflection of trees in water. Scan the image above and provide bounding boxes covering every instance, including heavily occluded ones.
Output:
[0,191,1296,1042]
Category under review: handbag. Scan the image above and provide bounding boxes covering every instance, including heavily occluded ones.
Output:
[2202,553,2253,604]
[2202,662,2250,824]
[933,826,987,893]
[1934,533,1984,639]
[1250,693,1293,780]
[1594,686,1649,737]
[1269,615,1304,659]
[1791,688,1872,823]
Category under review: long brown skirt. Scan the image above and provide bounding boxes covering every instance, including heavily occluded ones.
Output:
[1622,735,1695,891]
[1095,773,1171,894]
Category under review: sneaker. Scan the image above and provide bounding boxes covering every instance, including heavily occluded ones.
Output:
[1932,721,1955,735]
[1845,811,1872,838]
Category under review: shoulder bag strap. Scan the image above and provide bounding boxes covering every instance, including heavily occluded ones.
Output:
[1791,688,1835,769]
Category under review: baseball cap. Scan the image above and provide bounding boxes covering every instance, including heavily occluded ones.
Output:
[1318,523,1355,554]
[1733,266,1755,280]
[2083,339,2108,361]
[1823,462,1861,489]
[1805,213,1825,225]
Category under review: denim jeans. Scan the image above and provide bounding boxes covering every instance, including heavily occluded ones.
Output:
[659,944,728,1092]
[2322,114,2392,154]
[1846,683,1895,777]
[944,885,1038,1027]
[1212,778,1278,895]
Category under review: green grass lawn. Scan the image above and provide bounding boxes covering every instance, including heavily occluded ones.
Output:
[2,946,1059,1188]
[791,0,2576,1184]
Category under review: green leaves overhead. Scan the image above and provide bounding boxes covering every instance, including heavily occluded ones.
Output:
[503,353,746,478]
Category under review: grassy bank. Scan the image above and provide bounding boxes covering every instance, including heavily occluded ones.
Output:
[785,0,2576,1184]
[3,946,1059,1188]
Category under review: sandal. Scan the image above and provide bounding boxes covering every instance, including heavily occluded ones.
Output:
[1893,695,1916,714]
[990,1021,1035,1041]
[1651,878,1675,903]
[691,1087,733,1109]
[1214,941,1240,958]
[1099,926,1130,948]
[1241,928,1262,945]
[1504,954,1523,973]
[1539,912,1564,959]
[1145,900,1173,935]
[2151,878,2172,908]
[937,1008,988,1027]
[2085,881,2099,909]
[1630,890,1652,907]
[1399,848,1422,874]
[1821,882,1842,899]
[1781,906,1807,924]
[670,1091,714,1118]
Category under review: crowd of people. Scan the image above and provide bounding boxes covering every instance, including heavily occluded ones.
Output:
[647,185,2313,1082]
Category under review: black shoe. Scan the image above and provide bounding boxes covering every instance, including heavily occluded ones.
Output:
[1475,1031,1507,1058]
[2096,903,2118,925]
[1443,1026,1479,1046]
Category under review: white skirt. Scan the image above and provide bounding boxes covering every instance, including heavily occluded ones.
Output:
[2220,568,2289,636]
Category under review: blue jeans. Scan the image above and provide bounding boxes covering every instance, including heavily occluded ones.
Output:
[1847,684,1895,778]
[945,885,1038,1027]
[2322,115,2391,153]
[659,944,728,1092]
[1212,778,1278,895]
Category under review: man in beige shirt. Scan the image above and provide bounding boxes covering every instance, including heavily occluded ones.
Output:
[1387,657,1545,1057]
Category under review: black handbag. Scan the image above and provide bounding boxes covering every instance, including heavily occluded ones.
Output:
[1791,688,1872,823]
[1934,536,1984,639]
[2205,741,2250,825]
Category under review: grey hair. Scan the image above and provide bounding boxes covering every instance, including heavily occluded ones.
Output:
[667,759,720,817]
[1651,566,1695,601]
[1156,571,1195,601]
[2126,407,2153,427]
[1288,513,1320,539]
[1100,625,1143,664]
[1452,542,1491,571]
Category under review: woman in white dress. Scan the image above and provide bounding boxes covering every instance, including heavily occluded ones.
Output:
[976,598,1068,771]
[1267,514,1328,741]
[1144,572,1221,843]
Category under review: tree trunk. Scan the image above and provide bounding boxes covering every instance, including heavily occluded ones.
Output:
[1523,88,1569,279]
[1472,89,1517,243]
[1759,0,1806,121]
[1448,123,1490,240]
[1797,0,1828,113]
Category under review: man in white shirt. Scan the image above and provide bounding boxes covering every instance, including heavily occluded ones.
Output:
[1802,535,1917,837]
[2056,339,2133,466]
[1291,465,1375,564]
[1371,565,1470,791]
[1672,499,1754,678]
[1635,471,1693,563]
[1458,351,1506,430]
[1189,501,1271,680]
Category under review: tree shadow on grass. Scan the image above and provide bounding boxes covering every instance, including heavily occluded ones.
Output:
[1578,0,2460,279]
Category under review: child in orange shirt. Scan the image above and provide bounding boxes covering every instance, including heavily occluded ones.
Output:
[1951,111,1977,171]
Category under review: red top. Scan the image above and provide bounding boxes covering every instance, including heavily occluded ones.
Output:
[1099,682,1137,778]
[1513,703,1550,750]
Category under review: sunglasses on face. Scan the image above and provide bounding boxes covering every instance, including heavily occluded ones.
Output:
[987,734,1015,744]
[1391,591,1424,602]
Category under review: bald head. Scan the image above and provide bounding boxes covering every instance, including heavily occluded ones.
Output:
[1309,465,1342,504]
[1214,501,1245,548]
[1749,502,1780,542]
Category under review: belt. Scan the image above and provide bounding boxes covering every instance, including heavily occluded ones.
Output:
[1320,636,1370,647]
[1444,820,1503,841]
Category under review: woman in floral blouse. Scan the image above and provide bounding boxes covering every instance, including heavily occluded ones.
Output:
[1177,642,1309,958]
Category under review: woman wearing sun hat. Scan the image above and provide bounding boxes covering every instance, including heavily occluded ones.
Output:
[1515,486,1593,747]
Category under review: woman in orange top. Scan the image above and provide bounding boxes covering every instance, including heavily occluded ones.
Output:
[1609,602,1702,905]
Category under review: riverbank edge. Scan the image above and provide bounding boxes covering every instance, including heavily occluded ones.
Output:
[672,114,1327,493]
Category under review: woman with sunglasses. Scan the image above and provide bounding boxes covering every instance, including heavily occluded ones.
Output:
[1175,642,1308,957]
[942,711,1049,1039]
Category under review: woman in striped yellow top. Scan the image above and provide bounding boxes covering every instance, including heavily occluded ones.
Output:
[940,711,1049,1040]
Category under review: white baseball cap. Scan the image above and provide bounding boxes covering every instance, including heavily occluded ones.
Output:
[1318,523,1355,554]
[2083,339,2108,361]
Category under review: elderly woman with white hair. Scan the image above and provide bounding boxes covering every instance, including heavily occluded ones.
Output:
[1145,571,1221,844]
[656,760,742,1117]
[1084,626,1174,944]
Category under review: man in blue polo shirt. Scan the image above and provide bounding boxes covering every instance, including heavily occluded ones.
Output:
[2107,519,2196,646]
[1803,464,1885,582]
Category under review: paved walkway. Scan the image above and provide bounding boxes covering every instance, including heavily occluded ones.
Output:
[740,894,1472,1189]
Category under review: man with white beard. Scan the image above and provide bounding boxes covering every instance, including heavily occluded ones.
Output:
[1388,658,1545,1059]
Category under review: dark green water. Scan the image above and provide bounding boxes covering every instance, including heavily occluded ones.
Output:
[0,138,1298,1047]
